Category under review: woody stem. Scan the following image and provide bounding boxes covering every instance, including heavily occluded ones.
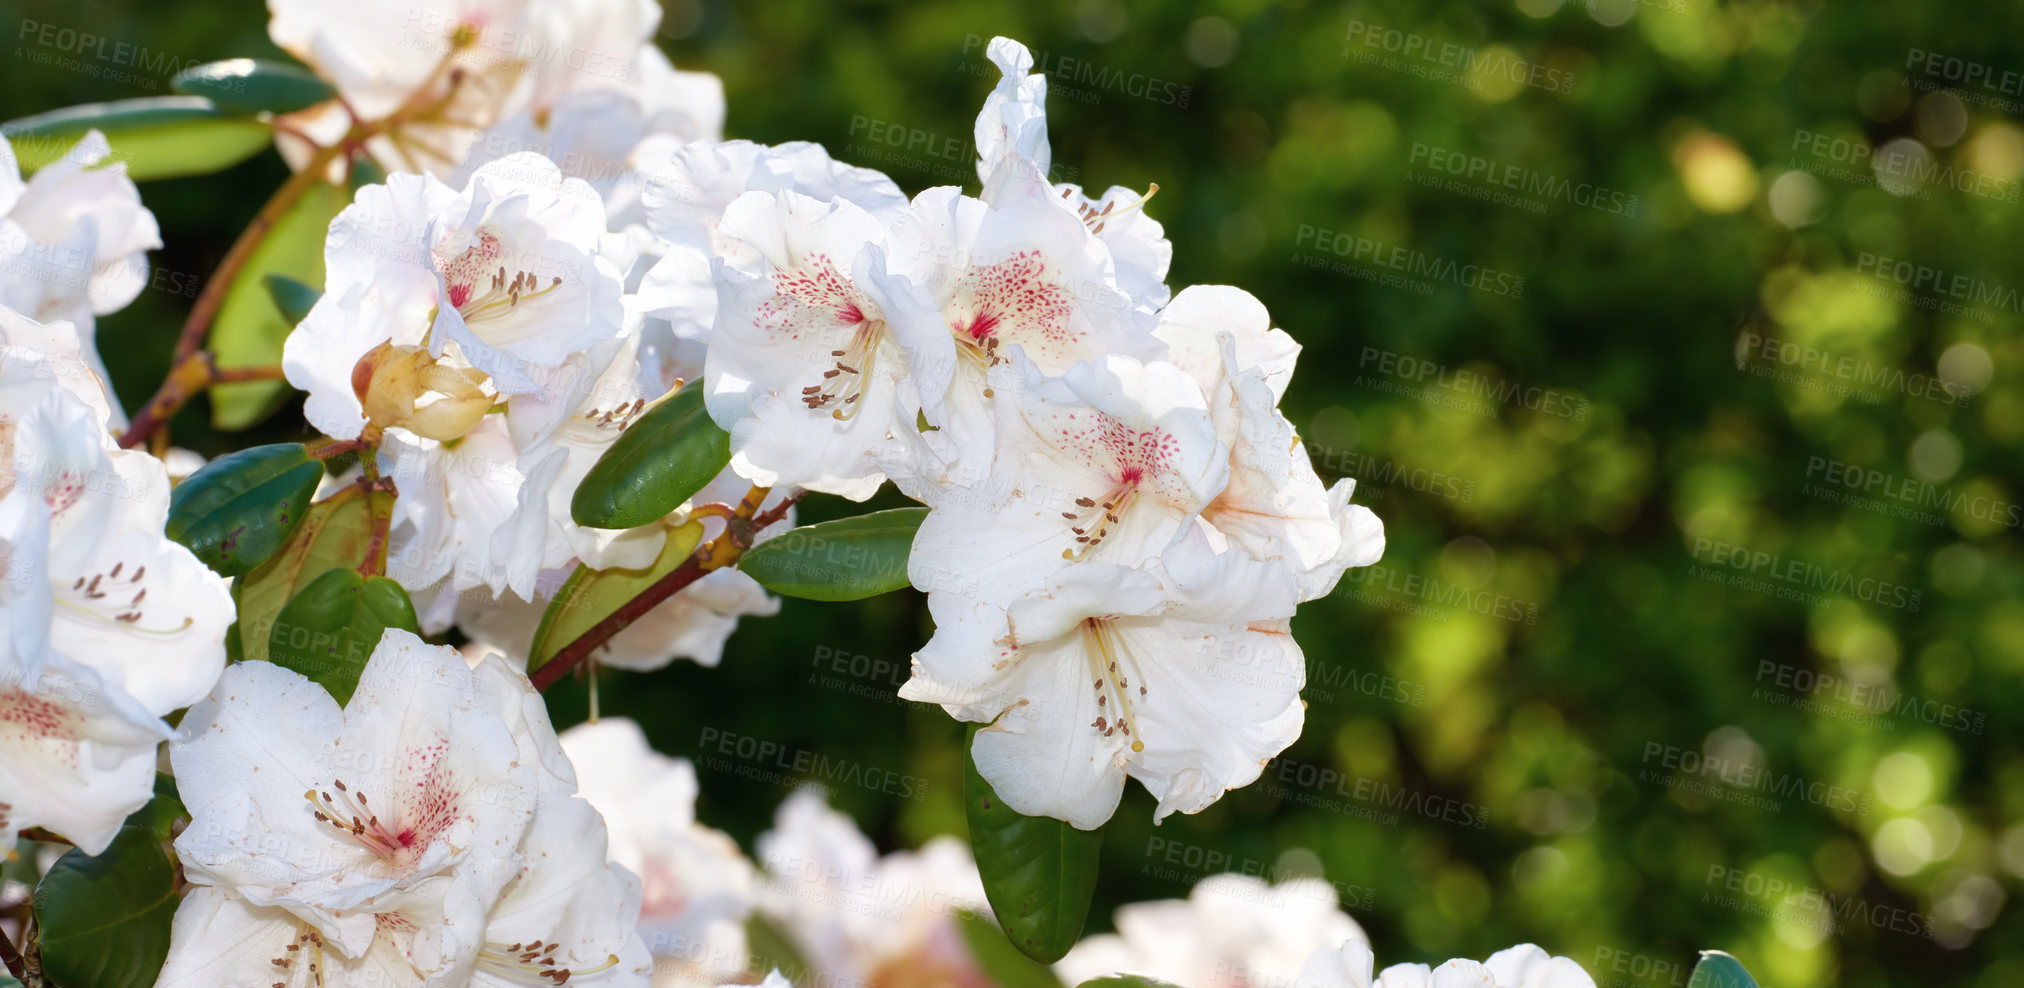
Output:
[530,488,797,692]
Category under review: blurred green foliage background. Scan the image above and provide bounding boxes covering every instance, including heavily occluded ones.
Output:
[9,0,2023,985]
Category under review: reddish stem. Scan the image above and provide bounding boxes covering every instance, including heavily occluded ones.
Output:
[531,490,798,692]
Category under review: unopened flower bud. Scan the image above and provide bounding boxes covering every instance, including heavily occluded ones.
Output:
[352,341,495,440]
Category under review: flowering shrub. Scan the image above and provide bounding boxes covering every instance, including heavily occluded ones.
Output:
[0,6,1766,988]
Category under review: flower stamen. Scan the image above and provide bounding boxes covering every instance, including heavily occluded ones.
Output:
[477,939,621,985]
[1083,620,1146,753]
[801,320,886,421]
[1064,183,1159,237]
[1059,482,1138,561]
[304,780,404,858]
[54,561,192,634]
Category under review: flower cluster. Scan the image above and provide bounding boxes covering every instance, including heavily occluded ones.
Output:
[158,631,653,986]
[0,303,231,855]
[266,0,722,183]
[0,1,1431,982]
[682,37,1384,827]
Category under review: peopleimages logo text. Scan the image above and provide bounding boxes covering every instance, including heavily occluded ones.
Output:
[1296,226,1525,298]
[1408,143,1639,216]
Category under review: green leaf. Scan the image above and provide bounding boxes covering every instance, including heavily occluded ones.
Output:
[2,96,270,180]
[209,180,345,430]
[237,485,392,664]
[737,507,924,602]
[1688,951,1761,988]
[958,910,1066,988]
[1075,979,1186,988]
[166,444,323,577]
[33,814,179,988]
[526,520,706,677]
[171,58,336,116]
[133,773,187,843]
[966,725,1102,964]
[570,381,728,529]
[744,913,813,986]
[269,569,418,705]
[264,273,323,326]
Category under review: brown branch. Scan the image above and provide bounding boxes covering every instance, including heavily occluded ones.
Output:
[212,365,288,384]
[115,353,286,448]
[529,549,711,692]
[530,488,799,692]
[0,922,25,982]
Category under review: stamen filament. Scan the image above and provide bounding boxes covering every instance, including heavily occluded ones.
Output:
[803,320,887,421]
[1084,621,1147,753]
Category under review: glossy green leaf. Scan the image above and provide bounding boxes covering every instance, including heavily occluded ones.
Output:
[171,58,335,116]
[2,96,270,180]
[571,381,729,529]
[264,273,323,326]
[958,910,1066,988]
[527,520,705,677]
[1688,951,1760,988]
[269,569,418,705]
[237,485,392,664]
[966,725,1102,964]
[209,180,344,430]
[166,443,323,577]
[737,507,924,602]
[33,814,178,988]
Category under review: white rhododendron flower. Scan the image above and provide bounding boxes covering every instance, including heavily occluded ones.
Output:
[886,184,1161,486]
[381,317,664,601]
[909,530,1307,827]
[972,37,1051,203]
[267,0,681,181]
[884,38,1385,828]
[0,132,160,423]
[703,189,952,500]
[0,307,230,854]
[381,415,545,597]
[756,789,993,987]
[1152,285,1385,599]
[1296,942,1598,988]
[634,138,909,340]
[972,37,1171,314]
[1056,873,1368,987]
[284,153,625,441]
[163,630,650,985]
[908,352,1227,609]
[560,718,755,985]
